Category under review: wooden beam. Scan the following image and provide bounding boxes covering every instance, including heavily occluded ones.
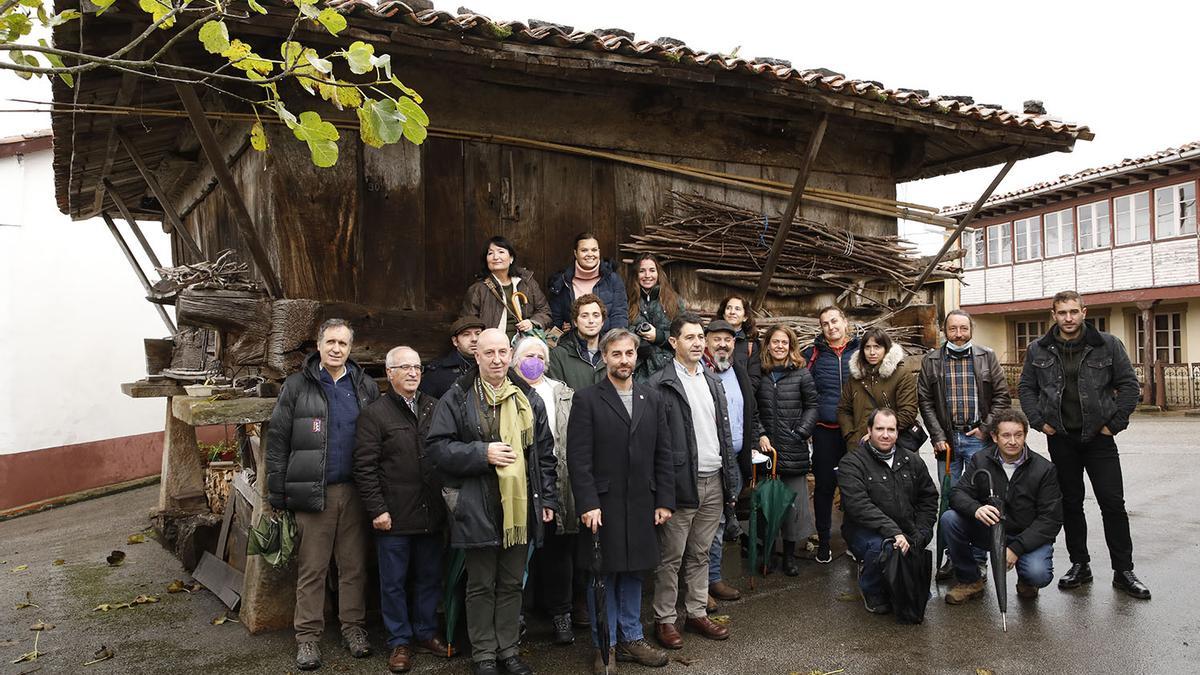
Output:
[105,178,164,272]
[751,113,830,309]
[101,210,177,334]
[89,25,143,217]
[116,129,205,260]
[174,83,284,298]
[899,153,1020,308]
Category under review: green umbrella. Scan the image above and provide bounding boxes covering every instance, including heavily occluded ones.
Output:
[747,449,796,589]
[246,510,296,568]
[443,549,466,657]
[934,439,954,570]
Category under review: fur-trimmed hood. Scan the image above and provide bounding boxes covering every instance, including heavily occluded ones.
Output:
[848,342,906,381]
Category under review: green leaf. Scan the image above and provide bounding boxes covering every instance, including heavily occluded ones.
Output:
[48,9,81,27]
[298,2,318,19]
[356,106,383,148]
[271,100,298,129]
[246,0,267,14]
[224,40,273,74]
[389,76,423,104]
[3,13,34,41]
[91,0,116,14]
[138,0,176,29]
[371,53,392,79]
[291,110,339,167]
[316,80,362,110]
[344,41,374,75]
[304,51,332,75]
[363,98,405,145]
[250,122,268,151]
[18,0,42,8]
[38,39,73,87]
[395,96,429,127]
[9,51,32,79]
[402,122,428,145]
[315,7,346,35]
[198,21,230,56]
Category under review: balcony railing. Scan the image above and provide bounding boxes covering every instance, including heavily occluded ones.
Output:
[1000,362,1200,410]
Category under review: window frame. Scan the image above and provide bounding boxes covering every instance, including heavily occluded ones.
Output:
[1013,319,1046,362]
[1114,191,1151,245]
[961,229,985,270]
[1076,200,1111,252]
[1153,181,1197,240]
[987,222,1013,266]
[1014,216,1042,262]
[1043,207,1075,258]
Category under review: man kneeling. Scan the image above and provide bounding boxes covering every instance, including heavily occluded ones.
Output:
[943,408,1063,603]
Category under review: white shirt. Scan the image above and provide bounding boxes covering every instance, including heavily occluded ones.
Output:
[674,359,722,473]
[532,378,558,443]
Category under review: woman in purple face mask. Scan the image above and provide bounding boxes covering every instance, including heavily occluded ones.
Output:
[511,336,582,643]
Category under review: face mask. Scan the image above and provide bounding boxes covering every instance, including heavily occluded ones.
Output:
[945,340,972,353]
[518,355,546,381]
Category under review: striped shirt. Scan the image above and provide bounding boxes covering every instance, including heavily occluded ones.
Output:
[942,346,978,427]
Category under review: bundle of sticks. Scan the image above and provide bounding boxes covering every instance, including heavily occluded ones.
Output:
[152,249,261,300]
[622,192,960,300]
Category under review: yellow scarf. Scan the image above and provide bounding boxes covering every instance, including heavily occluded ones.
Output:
[480,377,534,548]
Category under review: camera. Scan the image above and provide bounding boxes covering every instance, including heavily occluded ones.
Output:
[636,321,653,335]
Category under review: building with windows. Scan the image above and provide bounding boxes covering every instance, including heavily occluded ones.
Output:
[944,142,1199,381]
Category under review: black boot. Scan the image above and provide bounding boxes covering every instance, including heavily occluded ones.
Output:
[1112,571,1151,600]
[1058,562,1093,589]
[782,541,799,576]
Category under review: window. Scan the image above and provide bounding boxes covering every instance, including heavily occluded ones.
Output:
[1014,320,1046,362]
[1014,216,1041,261]
[1077,200,1111,251]
[1154,182,1196,239]
[1114,191,1150,244]
[1043,208,1074,257]
[987,222,1012,265]
[1085,316,1108,333]
[962,229,984,269]
[1136,313,1184,364]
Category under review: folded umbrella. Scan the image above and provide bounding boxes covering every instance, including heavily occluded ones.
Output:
[934,438,954,570]
[971,469,1008,632]
[246,510,296,569]
[591,532,611,673]
[442,549,466,657]
[746,449,796,589]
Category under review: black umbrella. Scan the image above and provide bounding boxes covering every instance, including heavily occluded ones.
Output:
[971,469,1008,632]
[591,532,612,673]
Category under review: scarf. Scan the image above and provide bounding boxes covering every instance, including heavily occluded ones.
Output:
[479,377,535,548]
[867,440,896,465]
[571,262,601,299]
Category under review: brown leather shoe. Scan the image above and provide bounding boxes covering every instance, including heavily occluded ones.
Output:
[412,636,454,658]
[709,580,741,601]
[388,646,413,673]
[684,616,729,641]
[706,594,717,613]
[654,622,683,650]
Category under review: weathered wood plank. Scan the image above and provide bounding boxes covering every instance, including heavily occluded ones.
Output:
[539,150,594,279]
[423,138,468,313]
[463,140,502,284]
[121,380,187,399]
[503,145,546,279]
[361,139,425,310]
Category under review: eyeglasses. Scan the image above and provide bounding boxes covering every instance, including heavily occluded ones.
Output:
[387,364,422,372]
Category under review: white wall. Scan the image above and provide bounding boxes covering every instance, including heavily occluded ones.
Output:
[0,148,174,454]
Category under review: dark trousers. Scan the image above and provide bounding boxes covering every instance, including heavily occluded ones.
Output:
[812,425,846,544]
[535,522,575,616]
[376,533,443,649]
[843,523,886,599]
[1047,432,1134,572]
[464,544,527,662]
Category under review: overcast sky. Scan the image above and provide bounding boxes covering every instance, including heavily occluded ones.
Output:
[4,0,1196,251]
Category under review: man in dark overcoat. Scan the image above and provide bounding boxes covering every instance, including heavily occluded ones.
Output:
[568,328,675,674]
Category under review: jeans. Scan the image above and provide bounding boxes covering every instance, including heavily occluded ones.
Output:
[843,523,886,600]
[939,510,1054,587]
[586,573,644,647]
[811,426,846,545]
[938,431,987,563]
[376,533,443,648]
[1047,432,1134,571]
[708,468,743,584]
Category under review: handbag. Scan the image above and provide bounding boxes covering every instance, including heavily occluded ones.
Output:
[861,386,928,452]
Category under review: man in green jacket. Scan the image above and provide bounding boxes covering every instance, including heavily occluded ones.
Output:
[548,293,606,391]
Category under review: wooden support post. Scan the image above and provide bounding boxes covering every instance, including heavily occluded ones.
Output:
[898,153,1020,309]
[238,419,298,633]
[159,399,208,513]
[1154,362,1166,408]
[101,210,177,334]
[116,129,205,260]
[105,178,164,272]
[1137,300,1158,404]
[752,113,830,309]
[175,83,284,298]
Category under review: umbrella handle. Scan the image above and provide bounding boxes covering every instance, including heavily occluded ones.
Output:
[943,436,953,476]
[511,291,528,323]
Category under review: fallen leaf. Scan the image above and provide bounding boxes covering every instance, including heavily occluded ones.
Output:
[127,534,146,545]
[105,550,126,567]
[52,559,65,566]
[709,614,732,625]
[11,564,29,573]
[15,592,39,610]
[166,579,200,594]
[83,645,115,666]
[976,670,995,675]
[29,621,54,631]
[211,614,240,625]
[93,602,131,612]
[836,592,860,602]
[131,594,159,605]
[10,632,41,664]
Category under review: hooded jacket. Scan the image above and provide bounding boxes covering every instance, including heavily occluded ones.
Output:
[547,259,629,333]
[547,333,606,392]
[754,364,819,475]
[266,353,380,512]
[837,343,919,448]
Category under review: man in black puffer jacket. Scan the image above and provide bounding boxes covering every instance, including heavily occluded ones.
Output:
[266,319,380,670]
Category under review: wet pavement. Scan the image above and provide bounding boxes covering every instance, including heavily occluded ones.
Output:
[1,413,1197,674]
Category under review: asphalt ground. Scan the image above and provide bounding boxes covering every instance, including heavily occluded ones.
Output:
[1,413,1196,674]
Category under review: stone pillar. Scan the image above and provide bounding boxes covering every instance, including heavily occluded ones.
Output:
[238,421,297,634]
[158,398,208,513]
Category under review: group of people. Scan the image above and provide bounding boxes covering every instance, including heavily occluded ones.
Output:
[266,232,1150,675]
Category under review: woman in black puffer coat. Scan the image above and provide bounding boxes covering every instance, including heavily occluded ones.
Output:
[754,324,819,575]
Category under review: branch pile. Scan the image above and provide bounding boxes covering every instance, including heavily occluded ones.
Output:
[151,250,262,302]
[621,192,961,299]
